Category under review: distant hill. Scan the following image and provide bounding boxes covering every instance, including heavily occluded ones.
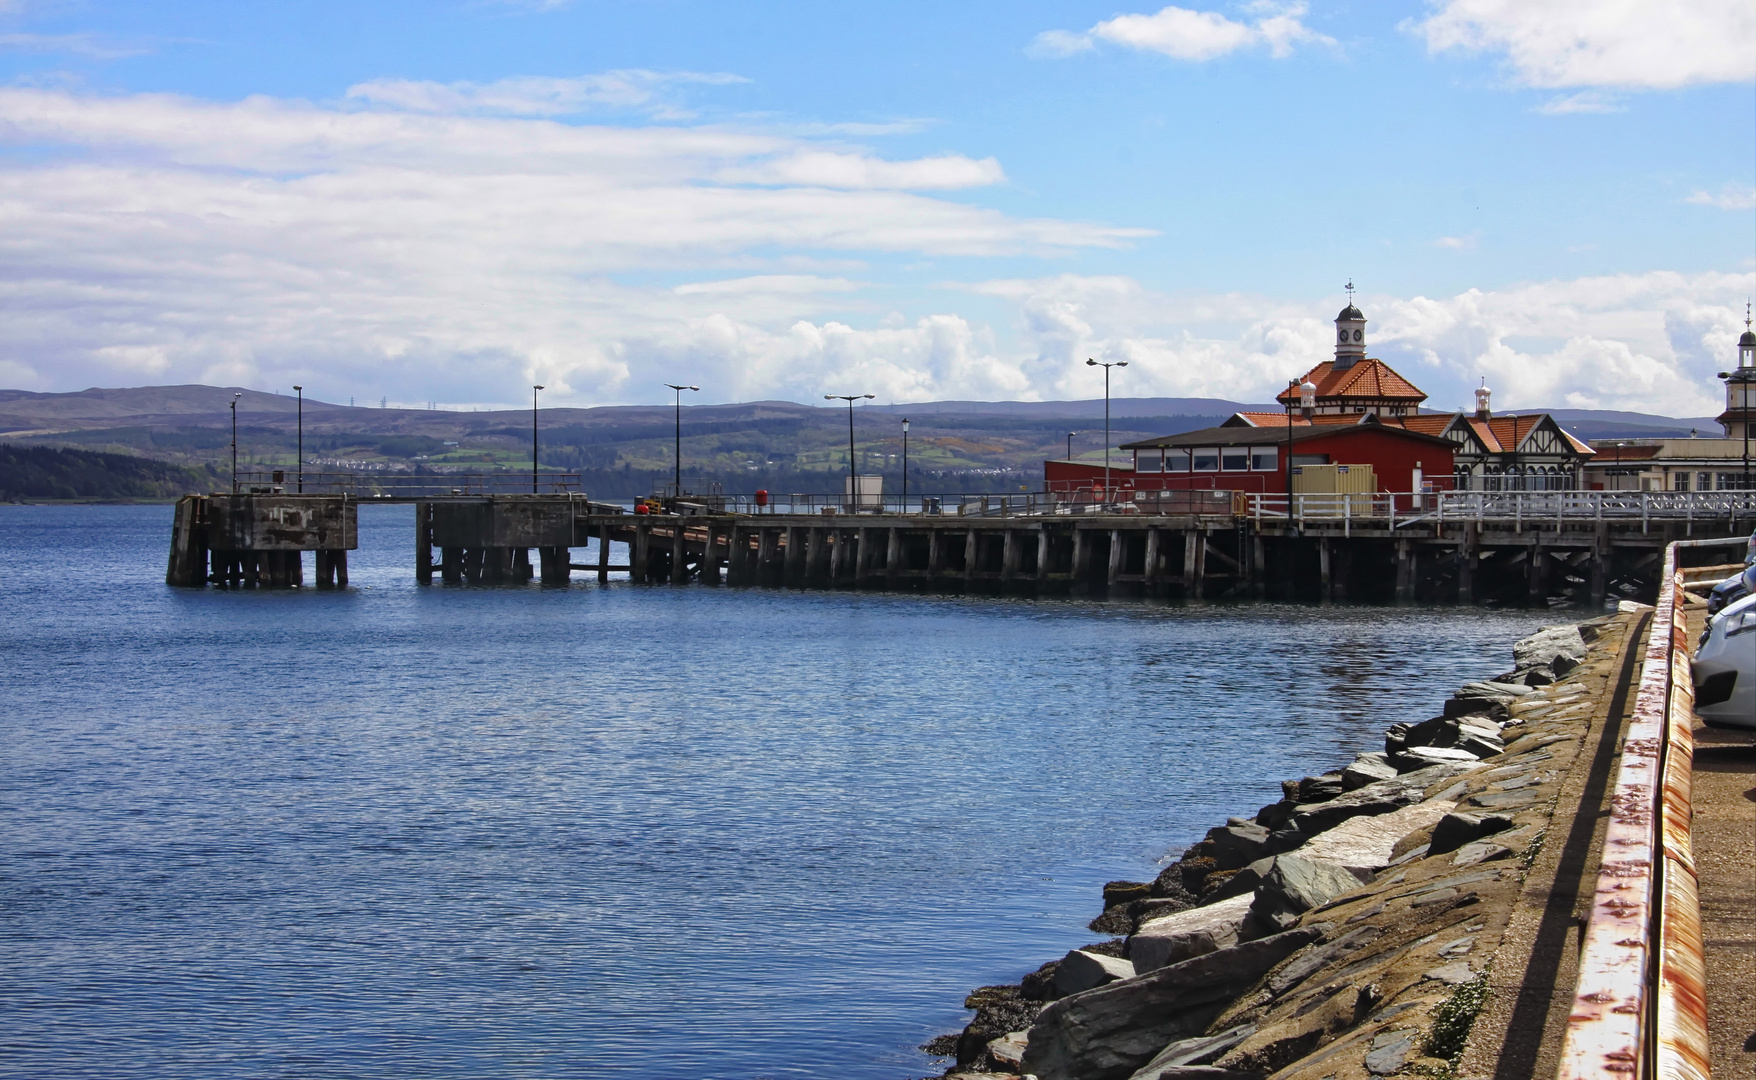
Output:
[0,443,216,501]
[0,384,1730,499]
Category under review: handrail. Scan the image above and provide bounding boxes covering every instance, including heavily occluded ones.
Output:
[1556,540,1709,1080]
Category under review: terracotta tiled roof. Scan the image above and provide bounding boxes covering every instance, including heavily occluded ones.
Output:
[1230,411,1312,427]
[1395,414,1456,437]
[1275,358,1427,405]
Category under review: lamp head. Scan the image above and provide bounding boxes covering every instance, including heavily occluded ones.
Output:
[1116,361,1127,368]
[902,418,909,432]
[534,384,544,391]
[824,395,835,400]
[1086,358,1097,366]
[863,394,874,399]
[1719,371,1732,380]
[293,384,301,391]
[688,385,699,392]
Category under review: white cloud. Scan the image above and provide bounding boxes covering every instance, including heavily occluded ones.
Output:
[1412,0,1756,90]
[344,70,748,119]
[1687,184,1756,210]
[0,85,1147,405]
[0,32,145,59]
[1433,234,1477,250]
[1032,2,1333,62]
[1534,90,1622,114]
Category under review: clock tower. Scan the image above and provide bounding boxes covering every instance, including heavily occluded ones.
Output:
[1334,302,1366,371]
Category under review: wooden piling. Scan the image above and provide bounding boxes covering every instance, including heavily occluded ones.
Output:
[597,524,611,583]
[1190,530,1207,599]
[633,523,651,583]
[1001,529,1019,583]
[887,527,903,586]
[1393,539,1413,603]
[416,502,434,584]
[671,523,689,584]
[1142,527,1160,590]
[1107,529,1123,588]
[963,529,978,584]
[1036,527,1050,583]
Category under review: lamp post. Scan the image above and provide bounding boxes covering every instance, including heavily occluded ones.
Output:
[531,384,544,493]
[665,383,700,496]
[230,392,242,493]
[825,393,874,508]
[901,417,910,511]
[292,385,303,493]
[1066,431,1076,461]
[1085,358,1126,506]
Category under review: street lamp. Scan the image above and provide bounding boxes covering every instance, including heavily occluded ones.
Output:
[230,392,242,493]
[901,417,910,511]
[1085,359,1127,506]
[665,383,700,496]
[825,393,875,508]
[1283,379,1297,516]
[1066,431,1076,461]
[532,384,544,493]
[292,385,303,493]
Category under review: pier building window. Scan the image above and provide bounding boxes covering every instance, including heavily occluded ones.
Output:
[1250,447,1277,471]
[1221,448,1249,471]
[1165,449,1191,473]
[1135,449,1162,472]
[1192,449,1219,471]
[1674,473,1689,492]
[1700,472,1713,491]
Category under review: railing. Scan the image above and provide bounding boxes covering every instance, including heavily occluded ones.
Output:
[703,489,1239,518]
[1244,489,1756,529]
[1556,538,1713,1080]
[234,470,584,496]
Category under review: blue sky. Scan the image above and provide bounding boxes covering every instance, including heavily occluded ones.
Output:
[0,0,1751,416]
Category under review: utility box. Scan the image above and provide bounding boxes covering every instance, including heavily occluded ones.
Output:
[1292,464,1375,517]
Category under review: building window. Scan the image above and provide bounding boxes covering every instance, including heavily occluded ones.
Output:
[1165,449,1191,473]
[1673,473,1689,492]
[1135,449,1162,472]
[1221,448,1249,471]
[1192,448,1219,471]
[1249,447,1278,471]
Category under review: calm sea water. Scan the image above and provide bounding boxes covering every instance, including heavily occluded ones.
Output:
[0,505,1557,1079]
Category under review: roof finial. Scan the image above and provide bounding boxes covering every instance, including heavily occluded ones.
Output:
[1746,300,1751,330]
[1345,279,1355,305]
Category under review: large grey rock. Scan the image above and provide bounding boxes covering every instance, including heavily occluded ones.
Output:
[1390,744,1484,772]
[1125,1025,1257,1079]
[987,1030,1029,1070]
[1203,821,1272,870]
[1020,927,1325,1080]
[1292,800,1457,873]
[1296,772,1346,803]
[1289,761,1479,836]
[1342,753,1399,790]
[1246,854,1367,935]
[1457,680,1537,701]
[1051,949,1136,997]
[1130,893,1254,972]
[1514,625,1588,674]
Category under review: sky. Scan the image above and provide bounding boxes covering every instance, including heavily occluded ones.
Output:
[0,1,1751,417]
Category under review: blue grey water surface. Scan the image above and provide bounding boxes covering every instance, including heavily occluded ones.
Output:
[0,504,1559,1079]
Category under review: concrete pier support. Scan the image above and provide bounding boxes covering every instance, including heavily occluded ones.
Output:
[887,527,903,586]
[1107,529,1123,588]
[633,523,651,582]
[1143,528,1160,590]
[928,530,944,579]
[1035,527,1050,584]
[785,526,804,584]
[963,529,978,584]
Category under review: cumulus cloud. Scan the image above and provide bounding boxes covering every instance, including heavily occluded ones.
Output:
[1687,184,1756,210]
[1031,2,1333,62]
[0,85,1146,406]
[1412,0,1756,90]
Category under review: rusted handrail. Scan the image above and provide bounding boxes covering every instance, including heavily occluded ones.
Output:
[1556,540,1710,1080]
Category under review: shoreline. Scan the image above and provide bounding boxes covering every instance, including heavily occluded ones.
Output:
[923,606,1644,1080]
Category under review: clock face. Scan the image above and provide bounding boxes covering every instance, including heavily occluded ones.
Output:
[1338,330,1348,342]
[1352,330,1363,342]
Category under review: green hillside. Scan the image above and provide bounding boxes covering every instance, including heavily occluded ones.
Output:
[0,444,217,501]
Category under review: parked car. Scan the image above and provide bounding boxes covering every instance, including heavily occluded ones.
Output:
[1704,529,1756,616]
[1694,591,1756,728]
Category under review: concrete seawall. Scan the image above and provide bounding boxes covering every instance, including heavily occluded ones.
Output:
[926,608,1649,1080]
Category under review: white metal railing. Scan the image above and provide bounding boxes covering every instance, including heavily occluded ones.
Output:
[1244,489,1756,529]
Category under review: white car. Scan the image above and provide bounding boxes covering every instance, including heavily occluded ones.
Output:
[1695,591,1756,729]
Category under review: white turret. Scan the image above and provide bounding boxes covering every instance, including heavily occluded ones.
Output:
[1334,302,1366,370]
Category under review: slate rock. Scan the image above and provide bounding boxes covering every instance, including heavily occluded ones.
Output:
[1428,811,1515,856]
[1130,893,1254,973]
[1124,1024,1258,1079]
[1051,950,1137,997]
[1293,800,1458,874]
[1253,799,1297,831]
[1204,822,1272,870]
[1342,753,1399,790]
[1020,927,1325,1080]
[1364,1030,1419,1075]
[987,1030,1029,1069]
[1423,960,1477,985]
[1390,745,1483,772]
[1290,762,1479,836]
[1201,858,1272,904]
[1514,625,1589,673]
[1103,881,1152,908]
[1246,854,1368,936]
[1297,773,1346,803]
[1443,695,1512,721]
[1139,1068,1267,1080]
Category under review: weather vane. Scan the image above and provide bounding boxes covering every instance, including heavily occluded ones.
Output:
[1345,279,1355,304]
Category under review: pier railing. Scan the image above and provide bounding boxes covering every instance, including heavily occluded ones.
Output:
[235,470,584,497]
[1556,538,1711,1080]
[1244,489,1756,529]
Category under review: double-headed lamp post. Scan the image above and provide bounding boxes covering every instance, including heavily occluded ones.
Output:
[825,393,874,507]
[1085,358,1126,505]
[665,383,700,496]
[292,385,303,493]
[532,384,544,494]
[230,391,242,493]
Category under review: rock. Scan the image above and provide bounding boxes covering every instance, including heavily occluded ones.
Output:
[1442,695,1511,721]
[1130,893,1254,973]
[1290,761,1478,837]
[1020,927,1325,1080]
[1364,1029,1419,1075]
[1342,753,1399,790]
[954,984,1043,1067]
[1124,1025,1257,1079]
[1384,722,1411,754]
[1246,855,1367,935]
[1390,745,1483,771]
[1457,679,1537,701]
[1422,960,1477,985]
[1138,1067,1267,1080]
[1204,822,1272,870]
[987,1030,1029,1069]
[1514,624,1588,674]
[1428,811,1515,856]
[1402,714,1461,749]
[1051,949,1137,997]
[1297,772,1346,802]
[1292,800,1458,874]
[1252,800,1297,830]
[1104,881,1152,908]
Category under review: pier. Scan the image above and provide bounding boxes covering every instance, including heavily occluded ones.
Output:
[169,485,1756,605]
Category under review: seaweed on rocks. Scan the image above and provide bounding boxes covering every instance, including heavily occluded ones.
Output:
[949,984,1043,1068]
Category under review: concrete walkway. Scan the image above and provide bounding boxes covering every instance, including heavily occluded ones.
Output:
[1686,603,1756,1076]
